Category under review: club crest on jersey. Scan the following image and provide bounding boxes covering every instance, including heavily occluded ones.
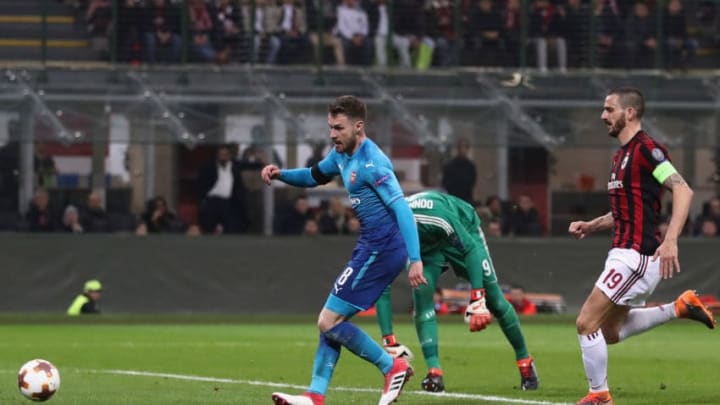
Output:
[620,153,629,169]
[652,148,665,162]
[350,171,357,184]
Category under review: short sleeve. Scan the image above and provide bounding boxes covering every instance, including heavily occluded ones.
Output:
[364,165,404,207]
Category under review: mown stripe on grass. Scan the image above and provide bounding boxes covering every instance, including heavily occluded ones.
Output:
[99,369,572,405]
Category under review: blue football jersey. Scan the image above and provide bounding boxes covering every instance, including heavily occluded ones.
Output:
[317,138,405,249]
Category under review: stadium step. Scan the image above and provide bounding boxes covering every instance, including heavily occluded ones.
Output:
[0,0,95,61]
[0,17,87,39]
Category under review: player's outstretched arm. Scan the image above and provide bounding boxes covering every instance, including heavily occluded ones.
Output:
[568,211,613,239]
[654,172,693,279]
[260,164,281,185]
[261,164,333,188]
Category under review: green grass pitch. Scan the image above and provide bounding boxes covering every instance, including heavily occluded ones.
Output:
[0,314,716,404]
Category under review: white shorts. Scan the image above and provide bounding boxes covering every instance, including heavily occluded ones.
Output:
[595,248,661,307]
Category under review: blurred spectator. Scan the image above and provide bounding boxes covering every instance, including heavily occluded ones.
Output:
[562,0,591,68]
[485,195,509,235]
[275,195,313,235]
[434,287,450,315]
[625,1,657,69]
[244,0,282,64]
[507,194,543,236]
[143,0,181,63]
[211,0,244,64]
[67,280,102,316]
[81,191,110,233]
[506,285,537,316]
[391,0,429,68]
[693,196,720,236]
[198,144,248,235]
[475,202,502,237]
[466,0,504,67]
[305,141,327,168]
[664,0,697,69]
[25,189,56,232]
[696,217,718,238]
[441,138,476,204]
[307,0,346,65]
[317,197,350,234]
[86,0,112,56]
[487,220,503,237]
[189,0,218,62]
[186,224,202,236]
[365,0,389,67]
[502,0,523,67]
[117,0,145,64]
[136,195,183,234]
[529,0,567,73]
[34,143,57,188]
[593,0,624,68]
[60,205,84,234]
[424,0,456,67]
[303,218,321,235]
[275,0,311,64]
[240,125,284,168]
[335,0,372,65]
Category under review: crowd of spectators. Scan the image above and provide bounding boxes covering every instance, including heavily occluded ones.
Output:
[72,0,716,70]
[9,138,720,238]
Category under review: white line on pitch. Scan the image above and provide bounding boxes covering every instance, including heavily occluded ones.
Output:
[97,369,572,405]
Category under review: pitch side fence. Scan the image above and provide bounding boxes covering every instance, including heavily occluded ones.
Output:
[1,234,718,314]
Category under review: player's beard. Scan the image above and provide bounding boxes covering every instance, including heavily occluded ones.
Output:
[341,129,358,154]
[607,114,626,138]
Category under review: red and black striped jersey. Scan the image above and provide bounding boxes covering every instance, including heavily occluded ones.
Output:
[607,131,669,256]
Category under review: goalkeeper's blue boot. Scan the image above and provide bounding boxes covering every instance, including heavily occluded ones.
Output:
[420,368,445,392]
[271,392,324,405]
[675,290,716,329]
[517,357,539,390]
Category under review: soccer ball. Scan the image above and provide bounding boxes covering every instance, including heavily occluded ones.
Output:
[17,359,61,401]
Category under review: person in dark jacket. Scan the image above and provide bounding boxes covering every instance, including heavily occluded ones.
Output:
[197,144,248,234]
[441,138,476,204]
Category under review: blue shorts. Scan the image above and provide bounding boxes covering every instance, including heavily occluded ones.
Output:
[324,243,408,317]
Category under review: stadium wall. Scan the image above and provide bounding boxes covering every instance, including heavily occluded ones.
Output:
[1,235,718,315]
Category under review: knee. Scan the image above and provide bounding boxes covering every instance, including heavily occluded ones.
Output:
[575,315,598,335]
[316,311,344,333]
[316,314,333,333]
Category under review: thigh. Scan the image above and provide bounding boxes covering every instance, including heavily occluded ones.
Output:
[324,244,408,316]
[596,248,660,307]
[577,286,621,334]
[445,228,498,285]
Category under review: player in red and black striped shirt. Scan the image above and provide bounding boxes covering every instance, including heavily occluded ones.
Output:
[568,87,716,405]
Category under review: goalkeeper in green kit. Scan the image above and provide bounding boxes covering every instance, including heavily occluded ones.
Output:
[375,191,538,392]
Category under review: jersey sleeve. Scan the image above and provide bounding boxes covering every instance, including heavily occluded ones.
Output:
[363,164,404,207]
[279,149,340,187]
[364,165,420,262]
[640,142,677,184]
[317,149,340,178]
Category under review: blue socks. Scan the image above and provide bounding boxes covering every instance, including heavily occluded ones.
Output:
[308,333,341,395]
[309,321,394,395]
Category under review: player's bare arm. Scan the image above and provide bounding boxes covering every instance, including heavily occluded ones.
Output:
[654,172,694,279]
[568,212,613,239]
[260,164,281,185]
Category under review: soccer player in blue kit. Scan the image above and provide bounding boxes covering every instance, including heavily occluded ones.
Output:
[261,95,426,405]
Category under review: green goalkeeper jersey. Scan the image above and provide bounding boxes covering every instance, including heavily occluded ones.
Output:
[406,191,482,256]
